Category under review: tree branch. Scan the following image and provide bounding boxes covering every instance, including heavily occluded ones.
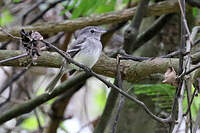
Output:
[134,14,174,52]
[0,50,181,83]
[186,0,200,8]
[94,55,122,133]
[123,0,149,54]
[0,72,90,125]
[0,1,179,42]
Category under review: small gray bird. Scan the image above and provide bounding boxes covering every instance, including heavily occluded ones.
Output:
[45,26,106,93]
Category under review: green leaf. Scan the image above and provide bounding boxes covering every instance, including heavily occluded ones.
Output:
[71,0,96,18]
[21,113,44,130]
[183,85,200,119]
[134,84,175,96]
[61,0,117,18]
[133,84,175,111]
[95,88,107,111]
[0,10,13,26]
[95,0,116,14]
[192,8,198,17]
[12,0,21,3]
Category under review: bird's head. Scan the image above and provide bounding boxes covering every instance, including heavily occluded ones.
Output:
[74,26,106,40]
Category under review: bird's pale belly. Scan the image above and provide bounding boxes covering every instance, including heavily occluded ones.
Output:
[70,50,100,70]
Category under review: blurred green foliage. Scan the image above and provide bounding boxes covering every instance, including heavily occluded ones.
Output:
[183,85,200,119]
[134,84,175,111]
[134,84,200,119]
[21,113,44,130]
[62,0,117,18]
[134,84,175,96]
[12,0,21,3]
[0,10,13,26]
[60,0,132,18]
[192,8,198,17]
[95,87,107,112]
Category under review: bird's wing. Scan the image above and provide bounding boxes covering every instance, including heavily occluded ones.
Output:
[67,37,86,58]
[45,64,65,93]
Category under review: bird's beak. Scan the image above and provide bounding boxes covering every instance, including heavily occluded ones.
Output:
[100,29,107,33]
[97,28,106,34]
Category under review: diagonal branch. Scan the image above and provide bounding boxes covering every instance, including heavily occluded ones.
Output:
[134,14,174,52]
[0,63,31,95]
[27,0,65,25]
[41,40,174,124]
[0,72,90,125]
[123,0,149,54]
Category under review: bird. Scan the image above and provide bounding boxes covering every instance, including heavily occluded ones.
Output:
[45,26,106,93]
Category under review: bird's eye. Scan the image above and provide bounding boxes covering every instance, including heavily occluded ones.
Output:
[90,29,95,33]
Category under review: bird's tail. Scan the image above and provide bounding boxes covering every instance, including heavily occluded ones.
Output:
[45,65,65,94]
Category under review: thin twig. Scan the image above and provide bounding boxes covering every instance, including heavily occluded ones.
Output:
[112,95,124,133]
[22,0,45,25]
[0,27,21,40]
[0,85,12,108]
[0,53,29,64]
[160,50,182,58]
[177,0,191,40]
[134,14,173,52]
[23,88,43,131]
[192,38,200,46]
[112,87,133,133]
[180,64,200,77]
[185,82,193,133]
[123,0,149,54]
[172,81,185,133]
[176,26,200,132]
[0,63,31,95]
[177,27,200,79]
[0,95,24,104]
[41,40,171,124]
[119,49,183,62]
[170,0,187,132]
[183,86,198,116]
[0,67,10,77]
[112,55,123,133]
[119,52,150,62]
[0,72,90,125]
[94,55,122,133]
[27,0,65,25]
[0,41,11,49]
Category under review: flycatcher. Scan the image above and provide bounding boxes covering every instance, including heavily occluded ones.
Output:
[45,26,106,93]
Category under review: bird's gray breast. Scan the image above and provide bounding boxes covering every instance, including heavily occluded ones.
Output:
[72,38,102,69]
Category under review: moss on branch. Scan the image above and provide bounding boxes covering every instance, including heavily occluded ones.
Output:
[0,50,181,83]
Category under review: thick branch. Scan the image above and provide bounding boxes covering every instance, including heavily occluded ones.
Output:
[123,0,149,54]
[0,1,179,42]
[0,72,90,125]
[0,50,180,83]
